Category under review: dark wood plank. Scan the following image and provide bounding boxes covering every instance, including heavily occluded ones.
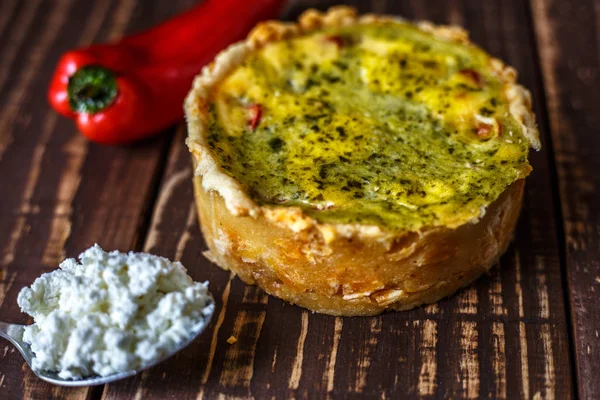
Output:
[0,0,20,43]
[0,0,194,398]
[0,1,577,399]
[99,127,233,400]
[530,0,600,398]
[99,2,574,399]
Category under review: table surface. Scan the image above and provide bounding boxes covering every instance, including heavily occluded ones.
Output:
[0,0,597,399]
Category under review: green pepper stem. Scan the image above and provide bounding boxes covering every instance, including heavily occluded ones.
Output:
[68,65,118,114]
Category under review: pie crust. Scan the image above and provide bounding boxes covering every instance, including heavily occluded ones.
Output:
[184,6,539,315]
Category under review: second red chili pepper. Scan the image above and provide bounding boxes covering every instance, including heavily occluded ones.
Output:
[48,0,286,144]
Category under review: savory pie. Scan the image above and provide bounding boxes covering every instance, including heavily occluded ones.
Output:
[184,6,539,315]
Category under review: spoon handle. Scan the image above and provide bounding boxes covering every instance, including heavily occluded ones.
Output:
[0,321,29,356]
[0,321,15,340]
[0,320,39,374]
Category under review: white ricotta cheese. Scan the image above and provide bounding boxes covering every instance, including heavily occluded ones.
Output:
[17,244,214,379]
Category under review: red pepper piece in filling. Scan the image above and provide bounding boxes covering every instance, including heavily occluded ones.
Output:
[47,0,286,145]
[459,69,483,88]
[325,35,346,48]
[476,124,492,138]
[248,104,262,130]
[475,116,502,139]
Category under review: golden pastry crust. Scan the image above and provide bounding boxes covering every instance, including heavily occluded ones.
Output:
[184,6,539,315]
[194,174,524,316]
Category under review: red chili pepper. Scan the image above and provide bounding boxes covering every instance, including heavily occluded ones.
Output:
[48,0,287,145]
[248,104,262,130]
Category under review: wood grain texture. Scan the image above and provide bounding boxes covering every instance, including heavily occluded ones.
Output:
[96,2,574,398]
[530,0,600,398]
[0,0,590,399]
[0,0,185,398]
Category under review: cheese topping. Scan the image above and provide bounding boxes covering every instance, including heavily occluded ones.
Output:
[17,245,214,379]
[207,21,533,230]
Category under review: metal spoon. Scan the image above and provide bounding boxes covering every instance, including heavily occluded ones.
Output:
[0,300,215,387]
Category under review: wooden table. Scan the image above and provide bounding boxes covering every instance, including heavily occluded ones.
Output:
[0,0,597,398]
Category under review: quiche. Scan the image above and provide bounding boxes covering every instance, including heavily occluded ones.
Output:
[184,7,539,316]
